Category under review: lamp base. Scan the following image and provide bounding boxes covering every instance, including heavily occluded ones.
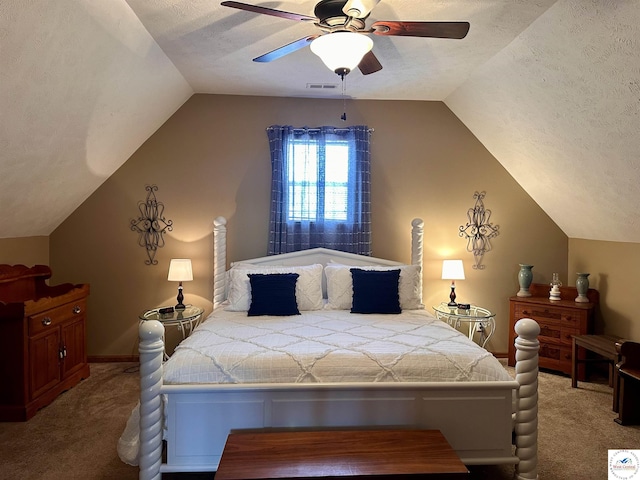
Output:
[175,284,186,311]
[448,285,457,307]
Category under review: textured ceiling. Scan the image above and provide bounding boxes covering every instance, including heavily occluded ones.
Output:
[447,0,640,242]
[1,0,193,238]
[123,0,557,100]
[2,0,639,242]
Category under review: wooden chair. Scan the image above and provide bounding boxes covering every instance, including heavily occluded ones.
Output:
[615,341,640,425]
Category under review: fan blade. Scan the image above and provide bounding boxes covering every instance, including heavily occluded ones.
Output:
[358,50,382,75]
[221,1,316,22]
[342,0,381,19]
[253,35,319,63]
[372,21,470,39]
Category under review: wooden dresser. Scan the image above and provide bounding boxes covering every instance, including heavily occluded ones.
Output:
[0,265,90,421]
[508,283,598,377]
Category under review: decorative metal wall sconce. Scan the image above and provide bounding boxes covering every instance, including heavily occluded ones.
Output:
[459,191,500,270]
[130,185,173,265]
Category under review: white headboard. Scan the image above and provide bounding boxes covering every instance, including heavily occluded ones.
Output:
[212,217,425,308]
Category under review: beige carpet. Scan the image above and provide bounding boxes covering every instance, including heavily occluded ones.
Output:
[0,362,638,479]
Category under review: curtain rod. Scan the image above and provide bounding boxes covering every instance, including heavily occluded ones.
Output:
[266,126,374,134]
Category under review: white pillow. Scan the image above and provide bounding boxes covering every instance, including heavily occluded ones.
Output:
[324,264,422,310]
[226,264,324,311]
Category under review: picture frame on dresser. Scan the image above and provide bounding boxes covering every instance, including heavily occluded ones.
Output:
[509,283,599,379]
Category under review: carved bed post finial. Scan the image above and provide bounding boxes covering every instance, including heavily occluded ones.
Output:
[138,320,165,480]
[411,218,424,303]
[213,217,227,308]
[411,218,424,268]
[514,318,540,480]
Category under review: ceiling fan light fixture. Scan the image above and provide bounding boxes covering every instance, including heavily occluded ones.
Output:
[342,0,381,19]
[310,32,373,76]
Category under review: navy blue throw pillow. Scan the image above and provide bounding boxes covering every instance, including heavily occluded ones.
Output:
[247,273,300,316]
[350,268,401,314]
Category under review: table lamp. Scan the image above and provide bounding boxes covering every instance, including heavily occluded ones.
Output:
[442,260,465,307]
[168,259,193,310]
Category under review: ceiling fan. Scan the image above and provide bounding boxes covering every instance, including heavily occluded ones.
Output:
[221,0,470,77]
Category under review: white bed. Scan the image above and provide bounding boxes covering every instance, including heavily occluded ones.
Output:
[132,217,540,480]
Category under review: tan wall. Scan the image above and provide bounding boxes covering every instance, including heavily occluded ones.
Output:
[569,238,640,341]
[0,236,49,266]
[49,94,567,357]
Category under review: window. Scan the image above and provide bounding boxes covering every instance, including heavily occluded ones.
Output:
[287,137,350,222]
[267,125,372,255]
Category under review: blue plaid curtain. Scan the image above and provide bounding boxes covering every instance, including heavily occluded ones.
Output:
[267,125,372,255]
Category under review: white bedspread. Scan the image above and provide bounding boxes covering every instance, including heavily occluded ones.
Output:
[163,308,512,384]
[118,308,513,466]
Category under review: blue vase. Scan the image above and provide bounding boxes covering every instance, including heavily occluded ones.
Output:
[517,264,534,297]
[575,273,590,303]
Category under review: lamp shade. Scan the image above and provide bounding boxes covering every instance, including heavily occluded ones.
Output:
[310,32,373,74]
[168,259,193,282]
[441,260,465,281]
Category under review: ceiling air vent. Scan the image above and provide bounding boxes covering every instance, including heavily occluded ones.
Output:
[306,83,339,90]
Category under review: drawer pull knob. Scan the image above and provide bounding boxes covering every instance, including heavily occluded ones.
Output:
[42,317,52,326]
[73,305,82,314]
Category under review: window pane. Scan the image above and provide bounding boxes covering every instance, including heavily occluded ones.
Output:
[288,141,318,221]
[324,142,349,221]
[288,184,317,221]
[325,186,348,220]
[289,143,318,183]
[325,144,348,183]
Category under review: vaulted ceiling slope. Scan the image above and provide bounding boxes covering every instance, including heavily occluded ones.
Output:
[446,1,640,243]
[1,0,193,238]
[2,1,639,243]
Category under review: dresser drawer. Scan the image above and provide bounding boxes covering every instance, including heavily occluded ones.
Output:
[539,343,573,373]
[28,300,86,336]
[537,321,579,346]
[514,304,583,326]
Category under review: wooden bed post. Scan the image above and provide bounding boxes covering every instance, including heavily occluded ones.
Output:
[139,320,165,480]
[514,318,540,480]
[213,216,227,309]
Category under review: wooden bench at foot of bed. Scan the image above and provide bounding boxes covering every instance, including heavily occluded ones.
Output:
[215,429,469,479]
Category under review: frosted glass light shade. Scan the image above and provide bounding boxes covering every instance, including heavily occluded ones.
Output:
[168,259,193,282]
[441,260,465,280]
[310,32,373,74]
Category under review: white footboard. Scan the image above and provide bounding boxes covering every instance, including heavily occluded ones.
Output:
[138,318,539,480]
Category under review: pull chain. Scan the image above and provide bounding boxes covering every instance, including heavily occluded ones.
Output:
[341,72,347,121]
